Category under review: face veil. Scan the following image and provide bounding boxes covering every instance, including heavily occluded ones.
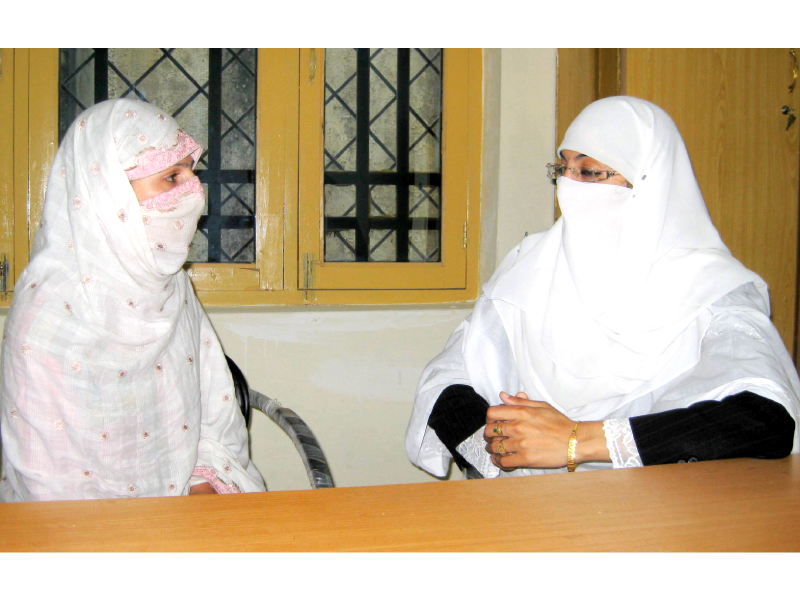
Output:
[481,96,768,414]
[0,99,265,500]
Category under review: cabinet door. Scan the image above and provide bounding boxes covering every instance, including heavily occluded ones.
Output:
[625,49,800,356]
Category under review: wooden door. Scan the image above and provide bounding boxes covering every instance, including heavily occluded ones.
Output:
[558,48,800,357]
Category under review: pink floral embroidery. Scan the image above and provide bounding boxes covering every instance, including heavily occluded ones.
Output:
[168,483,177,492]
[10,408,19,419]
[157,114,167,122]
[155,242,167,251]
[90,162,100,175]
[54,420,66,430]
[138,176,203,212]
[29,283,37,289]
[124,131,202,181]
[99,431,110,441]
[126,299,138,309]
[181,422,189,432]
[77,119,86,131]
[191,466,242,494]
[118,370,127,378]
[81,275,93,285]
[173,219,184,230]
[72,196,83,209]
[187,355,194,365]
[142,215,152,225]
[82,470,93,478]
[155,363,163,373]
[223,394,232,403]
[127,484,137,494]
[118,209,128,222]
[21,343,30,355]
[223,464,232,474]
[64,302,72,314]
[141,430,151,440]
[59,166,66,178]
[137,133,149,145]
[71,361,81,372]
[203,339,211,347]
[125,110,137,119]
[68,239,75,251]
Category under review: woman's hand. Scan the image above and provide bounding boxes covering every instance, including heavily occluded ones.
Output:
[484,392,609,470]
[189,482,218,495]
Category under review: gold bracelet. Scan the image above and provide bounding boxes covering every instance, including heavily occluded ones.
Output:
[567,422,580,472]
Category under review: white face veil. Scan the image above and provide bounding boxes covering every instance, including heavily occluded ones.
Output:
[0,99,264,500]
[482,96,768,416]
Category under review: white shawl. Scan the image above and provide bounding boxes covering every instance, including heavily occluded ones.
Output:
[0,99,265,501]
[406,96,800,477]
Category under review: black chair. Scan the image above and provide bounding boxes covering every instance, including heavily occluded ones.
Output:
[465,466,484,479]
[225,356,334,489]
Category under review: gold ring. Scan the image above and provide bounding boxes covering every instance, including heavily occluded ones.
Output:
[493,423,503,436]
[497,442,505,455]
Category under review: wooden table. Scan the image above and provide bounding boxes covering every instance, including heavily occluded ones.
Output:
[2,456,799,551]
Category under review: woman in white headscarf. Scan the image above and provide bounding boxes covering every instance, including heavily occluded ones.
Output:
[0,99,265,501]
[406,96,799,478]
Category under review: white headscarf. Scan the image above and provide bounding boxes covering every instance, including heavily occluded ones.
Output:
[482,96,768,416]
[1,99,264,500]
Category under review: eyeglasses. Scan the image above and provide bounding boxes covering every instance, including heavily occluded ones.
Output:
[545,163,621,183]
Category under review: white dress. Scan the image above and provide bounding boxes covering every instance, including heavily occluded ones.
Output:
[406,97,800,478]
[0,99,265,501]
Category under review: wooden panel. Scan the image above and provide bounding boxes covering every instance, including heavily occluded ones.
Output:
[12,49,29,292]
[0,49,14,300]
[626,49,800,352]
[556,49,598,156]
[1,456,799,551]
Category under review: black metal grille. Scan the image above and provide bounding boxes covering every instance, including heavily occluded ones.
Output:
[58,48,257,264]
[323,48,443,262]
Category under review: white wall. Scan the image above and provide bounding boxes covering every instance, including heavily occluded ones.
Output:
[211,306,471,490]
[0,49,558,492]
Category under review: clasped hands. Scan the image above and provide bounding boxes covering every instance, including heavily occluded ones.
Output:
[484,391,608,470]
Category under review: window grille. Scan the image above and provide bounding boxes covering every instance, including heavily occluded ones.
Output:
[323,48,443,263]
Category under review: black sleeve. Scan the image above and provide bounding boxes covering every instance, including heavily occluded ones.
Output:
[427,384,489,471]
[629,391,796,466]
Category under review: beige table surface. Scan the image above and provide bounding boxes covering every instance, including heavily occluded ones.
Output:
[1,456,799,551]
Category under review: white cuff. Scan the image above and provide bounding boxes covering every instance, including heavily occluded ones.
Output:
[603,419,643,469]
[456,427,501,478]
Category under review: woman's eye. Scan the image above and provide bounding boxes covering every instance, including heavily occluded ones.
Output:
[580,169,597,177]
[166,174,177,183]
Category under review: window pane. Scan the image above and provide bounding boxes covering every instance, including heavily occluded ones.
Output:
[58,48,257,265]
[323,48,443,263]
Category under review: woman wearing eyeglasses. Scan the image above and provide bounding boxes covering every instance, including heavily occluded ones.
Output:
[406,96,798,479]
